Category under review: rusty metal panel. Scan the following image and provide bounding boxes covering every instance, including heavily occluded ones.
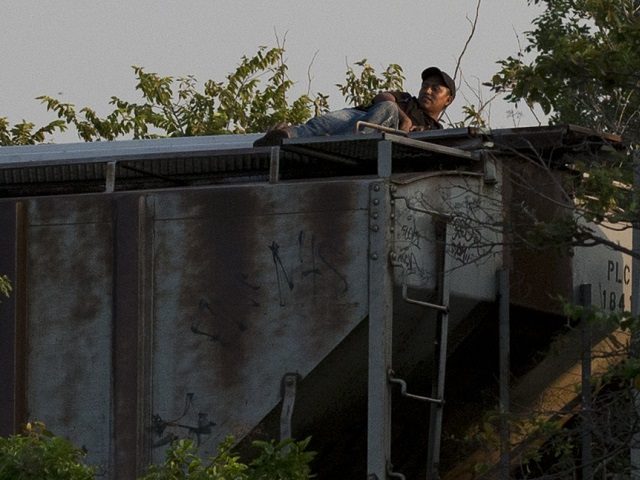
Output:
[146,179,371,459]
[24,197,113,474]
[506,161,574,312]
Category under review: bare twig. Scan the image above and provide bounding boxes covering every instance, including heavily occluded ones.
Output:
[306,50,320,96]
[453,0,482,82]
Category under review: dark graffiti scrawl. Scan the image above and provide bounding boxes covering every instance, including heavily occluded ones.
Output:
[151,393,215,448]
[447,196,492,265]
[269,241,295,306]
[394,214,430,281]
[270,230,349,307]
[190,298,248,345]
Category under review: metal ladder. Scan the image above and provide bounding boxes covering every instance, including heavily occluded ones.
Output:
[389,214,451,480]
[366,135,464,480]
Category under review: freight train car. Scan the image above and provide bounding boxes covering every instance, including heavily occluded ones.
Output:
[0,125,629,478]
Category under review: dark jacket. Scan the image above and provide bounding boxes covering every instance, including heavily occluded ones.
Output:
[389,91,443,130]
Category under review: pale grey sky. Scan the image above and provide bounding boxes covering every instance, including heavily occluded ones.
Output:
[1,1,542,142]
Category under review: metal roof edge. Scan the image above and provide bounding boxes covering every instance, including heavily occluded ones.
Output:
[0,125,625,170]
[0,133,263,166]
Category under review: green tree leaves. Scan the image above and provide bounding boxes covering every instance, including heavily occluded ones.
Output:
[1,47,408,145]
[336,59,405,107]
[0,422,95,480]
[0,425,314,480]
[490,0,640,251]
[0,117,67,146]
[36,47,321,141]
[491,0,640,141]
[136,436,315,480]
[0,275,10,302]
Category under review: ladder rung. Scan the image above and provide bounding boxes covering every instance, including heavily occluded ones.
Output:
[402,282,448,313]
[388,370,444,405]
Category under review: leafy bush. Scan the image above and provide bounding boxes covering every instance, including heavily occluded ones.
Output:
[0,423,314,480]
[0,422,95,480]
[0,275,10,302]
[141,436,315,480]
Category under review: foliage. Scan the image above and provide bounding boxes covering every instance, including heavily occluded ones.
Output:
[0,422,95,480]
[0,275,10,301]
[141,436,314,480]
[336,59,405,107]
[0,423,313,480]
[0,48,413,144]
[0,117,67,146]
[247,438,314,480]
[489,0,640,259]
[518,303,638,477]
[140,437,247,480]
[37,46,321,141]
[491,0,640,142]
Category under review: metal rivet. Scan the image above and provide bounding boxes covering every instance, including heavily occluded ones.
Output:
[390,213,395,219]
[372,213,378,219]
[371,253,379,260]
[390,200,395,206]
[373,199,380,205]
[374,184,380,191]
[390,227,395,232]
[371,225,379,232]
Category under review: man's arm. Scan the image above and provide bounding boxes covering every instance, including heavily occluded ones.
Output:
[372,92,413,132]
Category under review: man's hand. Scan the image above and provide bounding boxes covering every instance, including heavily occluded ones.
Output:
[398,110,413,132]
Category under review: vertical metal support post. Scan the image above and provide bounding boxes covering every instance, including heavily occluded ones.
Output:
[631,151,640,479]
[426,220,451,480]
[269,146,280,184]
[113,196,142,480]
[105,161,117,193]
[498,269,510,479]
[0,201,23,436]
[137,195,155,475]
[14,202,27,432]
[367,140,393,479]
[579,283,593,480]
[0,202,16,435]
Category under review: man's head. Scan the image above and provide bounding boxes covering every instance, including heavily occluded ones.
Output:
[417,67,455,119]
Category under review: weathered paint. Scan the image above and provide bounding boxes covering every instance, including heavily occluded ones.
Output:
[0,178,374,476]
[148,180,370,461]
[25,196,114,473]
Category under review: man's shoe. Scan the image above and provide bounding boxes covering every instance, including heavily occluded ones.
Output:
[253,124,292,147]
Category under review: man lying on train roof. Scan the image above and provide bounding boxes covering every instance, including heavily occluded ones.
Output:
[253,66,456,147]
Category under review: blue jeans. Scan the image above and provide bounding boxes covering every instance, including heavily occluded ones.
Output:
[290,101,400,138]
